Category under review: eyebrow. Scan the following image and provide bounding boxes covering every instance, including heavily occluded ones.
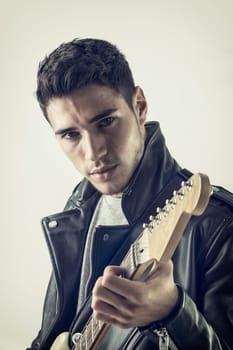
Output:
[54,108,118,136]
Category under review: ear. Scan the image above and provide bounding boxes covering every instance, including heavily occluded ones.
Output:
[133,86,148,124]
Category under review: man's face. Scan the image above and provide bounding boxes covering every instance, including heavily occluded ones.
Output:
[47,84,147,196]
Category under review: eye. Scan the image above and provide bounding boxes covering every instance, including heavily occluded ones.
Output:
[62,130,80,141]
[98,116,115,128]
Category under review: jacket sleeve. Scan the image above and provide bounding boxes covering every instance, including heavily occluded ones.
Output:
[139,199,233,350]
[164,212,233,349]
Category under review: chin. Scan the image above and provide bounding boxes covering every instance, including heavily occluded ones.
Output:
[96,183,124,196]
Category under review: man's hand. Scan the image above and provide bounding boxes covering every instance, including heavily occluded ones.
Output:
[91,259,178,328]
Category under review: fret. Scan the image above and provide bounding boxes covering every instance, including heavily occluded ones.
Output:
[120,232,150,278]
[135,231,150,264]
[91,318,93,342]
[85,324,88,350]
[92,319,98,338]
[120,243,137,278]
[86,318,96,348]
[91,317,94,341]
[82,330,86,350]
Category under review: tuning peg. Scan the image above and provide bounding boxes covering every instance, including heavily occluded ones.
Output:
[155,214,162,224]
[143,221,155,232]
[185,180,193,191]
[162,206,169,217]
[165,198,176,209]
[169,198,177,208]
[177,188,185,199]
[148,221,155,230]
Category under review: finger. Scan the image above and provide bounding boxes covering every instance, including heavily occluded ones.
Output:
[93,283,141,328]
[102,266,142,298]
[92,296,134,323]
[92,277,128,311]
[144,259,159,281]
[91,297,116,318]
[145,259,174,282]
[102,275,147,306]
[92,285,135,327]
[103,265,126,278]
[92,289,142,328]
[92,306,131,329]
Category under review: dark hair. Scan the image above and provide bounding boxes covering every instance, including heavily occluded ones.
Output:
[36,38,135,118]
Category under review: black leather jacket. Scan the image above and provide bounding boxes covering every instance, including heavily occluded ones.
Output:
[28,122,233,350]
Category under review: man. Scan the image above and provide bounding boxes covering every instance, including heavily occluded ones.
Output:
[28,38,233,349]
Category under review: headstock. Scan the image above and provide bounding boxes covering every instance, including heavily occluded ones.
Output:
[138,173,211,263]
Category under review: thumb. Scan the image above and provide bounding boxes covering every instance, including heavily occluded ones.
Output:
[145,259,159,281]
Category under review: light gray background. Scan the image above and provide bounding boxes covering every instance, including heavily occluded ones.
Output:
[0,1,232,349]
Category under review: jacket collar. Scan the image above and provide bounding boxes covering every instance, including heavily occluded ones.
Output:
[121,122,180,223]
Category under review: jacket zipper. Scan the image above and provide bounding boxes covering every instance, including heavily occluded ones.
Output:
[153,327,179,350]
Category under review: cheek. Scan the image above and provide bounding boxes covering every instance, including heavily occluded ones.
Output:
[60,143,84,169]
[115,123,135,147]
[122,125,144,155]
[59,142,74,159]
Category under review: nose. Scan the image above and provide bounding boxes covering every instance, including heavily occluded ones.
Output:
[83,132,107,161]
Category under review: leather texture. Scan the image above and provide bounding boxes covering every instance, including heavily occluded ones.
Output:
[27,122,233,350]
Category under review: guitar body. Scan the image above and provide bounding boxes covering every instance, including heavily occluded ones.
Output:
[51,173,211,350]
[50,332,69,350]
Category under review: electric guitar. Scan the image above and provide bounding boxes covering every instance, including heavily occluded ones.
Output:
[51,173,211,350]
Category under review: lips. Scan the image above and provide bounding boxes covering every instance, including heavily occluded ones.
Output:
[89,164,118,181]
